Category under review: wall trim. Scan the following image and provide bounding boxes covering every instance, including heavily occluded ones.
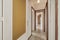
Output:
[17,33,27,40]
[3,0,13,40]
[17,33,31,40]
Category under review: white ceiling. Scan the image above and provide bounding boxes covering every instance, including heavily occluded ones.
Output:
[29,0,47,10]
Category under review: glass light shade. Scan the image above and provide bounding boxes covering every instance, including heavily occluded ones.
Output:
[37,0,40,3]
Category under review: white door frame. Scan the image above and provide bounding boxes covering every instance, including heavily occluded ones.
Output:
[3,0,56,40]
[0,0,3,40]
[3,0,13,40]
[48,0,55,40]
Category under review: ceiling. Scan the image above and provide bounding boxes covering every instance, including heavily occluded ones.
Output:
[29,0,47,10]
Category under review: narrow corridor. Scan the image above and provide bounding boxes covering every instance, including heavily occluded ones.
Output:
[29,31,47,40]
[29,0,48,40]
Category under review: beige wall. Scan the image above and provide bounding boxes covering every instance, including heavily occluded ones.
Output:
[13,0,26,40]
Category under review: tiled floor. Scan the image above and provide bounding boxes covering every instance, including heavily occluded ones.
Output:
[29,31,47,40]
[29,25,47,40]
[29,36,41,40]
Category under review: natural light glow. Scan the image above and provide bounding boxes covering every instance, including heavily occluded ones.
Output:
[37,0,40,3]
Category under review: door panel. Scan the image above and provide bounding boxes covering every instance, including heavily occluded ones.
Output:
[0,22,2,40]
[0,0,2,40]
[0,0,2,17]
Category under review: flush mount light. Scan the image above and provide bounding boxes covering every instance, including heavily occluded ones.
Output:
[37,0,40,3]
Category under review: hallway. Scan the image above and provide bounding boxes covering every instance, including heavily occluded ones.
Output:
[29,31,47,40]
[0,0,58,40]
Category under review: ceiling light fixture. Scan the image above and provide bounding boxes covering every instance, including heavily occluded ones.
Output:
[37,0,40,3]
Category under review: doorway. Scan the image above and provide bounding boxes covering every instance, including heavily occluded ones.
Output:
[29,0,48,40]
[2,0,58,40]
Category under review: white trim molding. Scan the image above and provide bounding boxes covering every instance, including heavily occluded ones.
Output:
[3,0,13,40]
[48,0,55,40]
[17,33,31,40]
[17,33,27,40]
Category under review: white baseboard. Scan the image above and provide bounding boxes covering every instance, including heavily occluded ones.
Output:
[17,33,27,40]
[17,32,31,40]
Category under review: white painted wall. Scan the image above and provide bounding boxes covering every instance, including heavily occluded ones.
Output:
[48,0,55,40]
[0,0,2,40]
[31,9,35,31]
[58,0,60,40]
[41,12,44,32]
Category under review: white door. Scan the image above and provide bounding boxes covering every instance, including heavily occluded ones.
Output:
[0,0,3,40]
